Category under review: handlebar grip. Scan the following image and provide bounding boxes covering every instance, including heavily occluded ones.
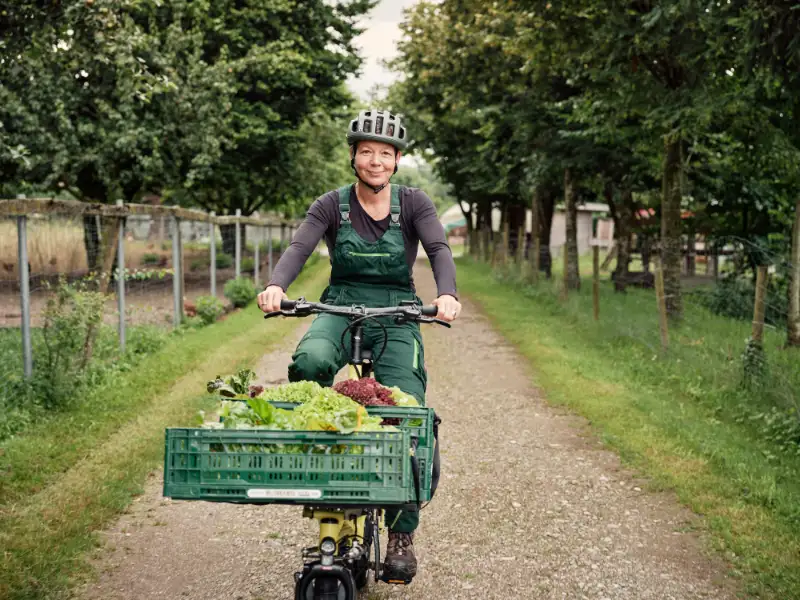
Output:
[280,299,297,311]
[421,305,438,317]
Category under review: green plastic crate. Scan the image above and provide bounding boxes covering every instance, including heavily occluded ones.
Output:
[163,406,435,506]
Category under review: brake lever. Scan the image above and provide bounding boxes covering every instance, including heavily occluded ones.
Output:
[417,316,452,328]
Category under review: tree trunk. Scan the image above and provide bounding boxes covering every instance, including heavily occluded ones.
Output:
[99,216,122,293]
[687,226,696,277]
[539,187,555,278]
[219,223,244,258]
[641,235,652,273]
[530,187,540,277]
[611,186,634,293]
[788,195,800,347]
[564,168,580,290]
[661,136,684,320]
[83,216,101,272]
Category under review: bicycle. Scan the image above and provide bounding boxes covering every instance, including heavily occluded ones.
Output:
[163,298,448,600]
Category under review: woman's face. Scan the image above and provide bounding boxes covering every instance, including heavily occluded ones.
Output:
[352,141,401,189]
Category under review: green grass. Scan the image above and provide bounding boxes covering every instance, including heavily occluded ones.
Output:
[0,261,329,600]
[457,258,800,599]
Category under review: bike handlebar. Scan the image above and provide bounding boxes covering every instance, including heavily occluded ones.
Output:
[266,297,449,327]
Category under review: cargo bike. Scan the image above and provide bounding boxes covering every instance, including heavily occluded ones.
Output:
[163,299,447,599]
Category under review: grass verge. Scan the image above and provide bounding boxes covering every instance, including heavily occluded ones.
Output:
[457,258,800,599]
[0,262,329,600]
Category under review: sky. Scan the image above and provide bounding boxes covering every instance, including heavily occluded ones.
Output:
[346,0,422,102]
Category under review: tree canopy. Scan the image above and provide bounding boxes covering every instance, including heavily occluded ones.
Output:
[388,0,800,329]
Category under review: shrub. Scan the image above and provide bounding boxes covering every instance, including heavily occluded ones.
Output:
[35,277,107,409]
[216,252,233,269]
[241,257,255,272]
[196,295,226,324]
[691,276,788,327]
[224,277,258,308]
[142,253,161,265]
[190,257,209,271]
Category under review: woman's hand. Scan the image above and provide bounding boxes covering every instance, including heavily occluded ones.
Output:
[432,294,462,322]
[257,285,288,313]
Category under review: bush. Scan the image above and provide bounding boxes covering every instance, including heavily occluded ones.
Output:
[224,277,258,308]
[195,295,226,324]
[34,277,107,409]
[190,257,209,271]
[216,252,233,269]
[241,257,255,272]
[142,253,161,265]
[691,276,788,327]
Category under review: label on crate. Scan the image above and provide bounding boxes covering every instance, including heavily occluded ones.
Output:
[246,489,323,500]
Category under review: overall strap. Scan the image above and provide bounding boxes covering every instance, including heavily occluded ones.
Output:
[389,184,401,228]
[337,185,352,224]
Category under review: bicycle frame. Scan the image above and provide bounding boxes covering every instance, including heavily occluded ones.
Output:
[266,299,447,599]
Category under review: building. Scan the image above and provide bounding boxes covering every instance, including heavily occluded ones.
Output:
[440,202,614,255]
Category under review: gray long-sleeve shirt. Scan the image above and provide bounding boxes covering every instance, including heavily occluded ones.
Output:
[268,185,458,298]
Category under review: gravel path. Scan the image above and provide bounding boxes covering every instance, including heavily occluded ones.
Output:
[75,266,736,600]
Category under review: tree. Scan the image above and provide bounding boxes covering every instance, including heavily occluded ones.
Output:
[182,0,373,253]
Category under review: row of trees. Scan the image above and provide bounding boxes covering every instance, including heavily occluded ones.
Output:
[1,0,374,262]
[388,0,800,345]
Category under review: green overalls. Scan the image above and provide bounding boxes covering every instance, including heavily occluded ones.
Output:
[288,184,427,532]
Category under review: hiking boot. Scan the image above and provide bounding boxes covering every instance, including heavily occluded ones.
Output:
[384,532,417,580]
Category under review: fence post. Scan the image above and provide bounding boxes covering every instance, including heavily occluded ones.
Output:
[116,199,126,353]
[267,223,274,280]
[172,215,183,329]
[209,212,216,297]
[254,226,260,287]
[593,245,600,321]
[17,215,33,379]
[235,208,241,278]
[655,258,670,351]
[751,265,768,345]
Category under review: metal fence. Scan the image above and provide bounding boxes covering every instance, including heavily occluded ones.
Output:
[0,198,301,379]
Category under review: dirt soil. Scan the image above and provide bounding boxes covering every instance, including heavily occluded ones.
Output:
[74,266,737,600]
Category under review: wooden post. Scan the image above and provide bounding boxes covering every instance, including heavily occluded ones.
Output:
[267,224,274,279]
[655,259,669,351]
[751,265,768,346]
[209,212,217,297]
[116,200,126,353]
[235,208,241,278]
[593,245,600,321]
[17,215,33,378]
[171,216,183,329]
[530,188,540,284]
[254,227,260,286]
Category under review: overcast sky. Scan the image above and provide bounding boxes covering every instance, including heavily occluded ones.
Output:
[346,0,422,101]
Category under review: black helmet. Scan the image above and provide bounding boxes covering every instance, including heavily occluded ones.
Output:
[347,109,409,151]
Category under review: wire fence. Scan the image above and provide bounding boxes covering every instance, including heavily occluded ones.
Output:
[461,226,800,454]
[0,199,301,381]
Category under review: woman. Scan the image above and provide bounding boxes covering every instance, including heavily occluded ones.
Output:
[257,108,460,581]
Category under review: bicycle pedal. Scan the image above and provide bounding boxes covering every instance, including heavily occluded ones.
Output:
[381,575,412,585]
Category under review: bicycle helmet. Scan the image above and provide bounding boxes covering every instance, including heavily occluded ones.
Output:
[347,109,409,151]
